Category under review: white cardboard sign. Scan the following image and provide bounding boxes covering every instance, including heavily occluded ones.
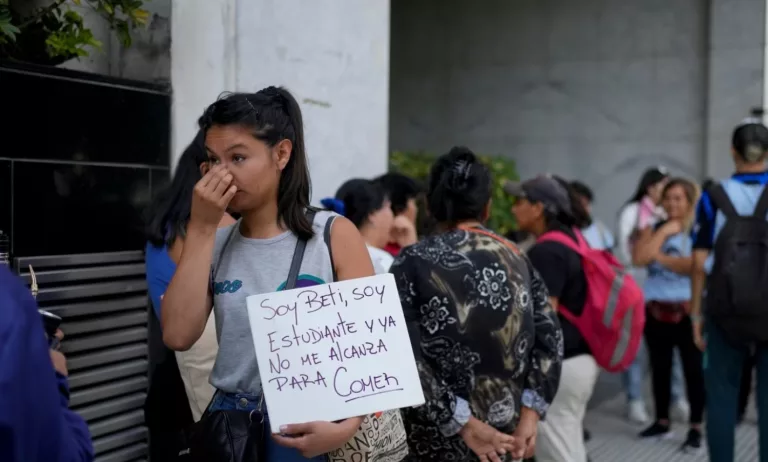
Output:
[246,273,425,433]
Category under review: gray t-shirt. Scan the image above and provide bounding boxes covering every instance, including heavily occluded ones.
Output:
[209,210,337,394]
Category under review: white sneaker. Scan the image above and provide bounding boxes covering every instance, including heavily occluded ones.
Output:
[671,398,690,422]
[627,400,649,424]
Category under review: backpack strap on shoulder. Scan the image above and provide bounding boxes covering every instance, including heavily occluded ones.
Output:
[708,184,739,219]
[211,221,240,281]
[536,229,586,255]
[323,215,338,282]
[284,209,317,290]
[753,186,768,218]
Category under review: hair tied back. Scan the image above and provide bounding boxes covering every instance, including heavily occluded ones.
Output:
[745,142,765,162]
[446,158,473,192]
[321,197,346,216]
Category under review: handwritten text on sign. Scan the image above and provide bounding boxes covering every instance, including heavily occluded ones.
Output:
[246,273,424,433]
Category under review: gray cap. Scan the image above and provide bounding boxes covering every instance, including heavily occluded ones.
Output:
[503,175,573,216]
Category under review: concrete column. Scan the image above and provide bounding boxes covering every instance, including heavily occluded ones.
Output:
[171,0,391,202]
[170,0,237,170]
[234,0,390,202]
[764,0,768,123]
[705,0,766,178]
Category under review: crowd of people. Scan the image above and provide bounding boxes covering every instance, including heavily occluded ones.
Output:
[3,85,768,462]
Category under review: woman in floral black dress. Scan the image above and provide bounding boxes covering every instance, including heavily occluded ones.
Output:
[391,147,564,461]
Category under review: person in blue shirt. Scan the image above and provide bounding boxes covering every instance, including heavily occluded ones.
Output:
[632,178,703,454]
[145,130,236,321]
[570,180,615,251]
[690,121,768,462]
[144,131,236,422]
[0,265,93,462]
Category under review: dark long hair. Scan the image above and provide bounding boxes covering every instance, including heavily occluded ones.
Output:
[145,131,207,248]
[198,87,314,240]
[427,146,492,224]
[322,179,388,229]
[551,175,592,229]
[376,173,422,216]
[626,167,669,205]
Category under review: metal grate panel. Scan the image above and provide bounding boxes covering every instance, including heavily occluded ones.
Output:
[15,251,149,462]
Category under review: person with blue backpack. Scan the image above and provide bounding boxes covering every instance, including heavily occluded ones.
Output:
[690,121,768,462]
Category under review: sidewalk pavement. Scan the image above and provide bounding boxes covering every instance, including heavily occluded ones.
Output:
[585,372,759,462]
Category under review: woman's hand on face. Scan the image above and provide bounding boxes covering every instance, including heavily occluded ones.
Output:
[459,417,517,462]
[272,418,361,458]
[391,215,418,247]
[189,164,237,231]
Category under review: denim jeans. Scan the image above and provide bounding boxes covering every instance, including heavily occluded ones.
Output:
[208,391,326,462]
[704,323,768,462]
[622,340,684,402]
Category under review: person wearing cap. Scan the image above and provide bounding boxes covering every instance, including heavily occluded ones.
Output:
[507,175,597,462]
[690,121,768,462]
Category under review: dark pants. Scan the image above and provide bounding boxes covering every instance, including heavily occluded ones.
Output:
[645,313,705,423]
[705,323,768,462]
[144,311,194,461]
[739,352,757,418]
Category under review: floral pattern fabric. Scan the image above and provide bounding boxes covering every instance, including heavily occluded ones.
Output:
[391,228,563,462]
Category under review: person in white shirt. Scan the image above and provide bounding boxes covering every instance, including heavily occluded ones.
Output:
[322,179,397,274]
[570,181,615,251]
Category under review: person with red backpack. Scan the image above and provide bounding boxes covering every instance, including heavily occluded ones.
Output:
[508,175,645,462]
[632,178,704,453]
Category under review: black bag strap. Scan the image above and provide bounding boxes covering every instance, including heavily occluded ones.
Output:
[753,186,768,218]
[212,209,317,284]
[211,225,239,281]
[202,209,317,419]
[708,184,739,219]
[323,216,338,282]
[284,209,316,290]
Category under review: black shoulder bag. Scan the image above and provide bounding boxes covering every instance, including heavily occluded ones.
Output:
[176,210,316,462]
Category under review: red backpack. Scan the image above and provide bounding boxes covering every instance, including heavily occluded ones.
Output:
[537,229,645,372]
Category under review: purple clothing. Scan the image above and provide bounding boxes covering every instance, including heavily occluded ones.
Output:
[0,265,94,462]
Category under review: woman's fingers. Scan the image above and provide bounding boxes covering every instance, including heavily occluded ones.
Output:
[212,172,234,197]
[278,422,315,435]
[196,165,234,206]
[524,440,536,458]
[272,433,305,450]
[205,167,228,195]
[199,163,223,188]
[218,185,238,208]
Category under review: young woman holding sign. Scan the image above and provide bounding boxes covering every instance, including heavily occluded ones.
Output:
[160,88,376,461]
[391,147,563,461]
